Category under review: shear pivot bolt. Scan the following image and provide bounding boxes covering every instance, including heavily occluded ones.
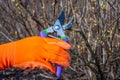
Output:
[54,25,60,30]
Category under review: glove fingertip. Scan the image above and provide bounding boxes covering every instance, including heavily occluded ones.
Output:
[44,38,71,49]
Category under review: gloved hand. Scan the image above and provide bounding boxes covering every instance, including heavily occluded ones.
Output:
[0,36,71,73]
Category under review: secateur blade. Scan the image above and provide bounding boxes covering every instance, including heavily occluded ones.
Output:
[57,11,65,25]
[48,11,66,37]
[46,11,74,35]
[45,11,65,34]
[63,17,74,30]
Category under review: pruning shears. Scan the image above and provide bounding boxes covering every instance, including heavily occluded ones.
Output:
[40,11,74,79]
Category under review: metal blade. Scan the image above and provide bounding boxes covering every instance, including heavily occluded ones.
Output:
[63,17,74,30]
[57,11,65,25]
[52,19,65,37]
[46,27,54,33]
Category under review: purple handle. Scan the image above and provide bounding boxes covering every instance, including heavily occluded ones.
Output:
[62,38,68,42]
[40,30,68,79]
[56,38,68,79]
[40,30,48,37]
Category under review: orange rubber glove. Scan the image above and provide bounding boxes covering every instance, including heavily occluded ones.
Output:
[0,36,71,73]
